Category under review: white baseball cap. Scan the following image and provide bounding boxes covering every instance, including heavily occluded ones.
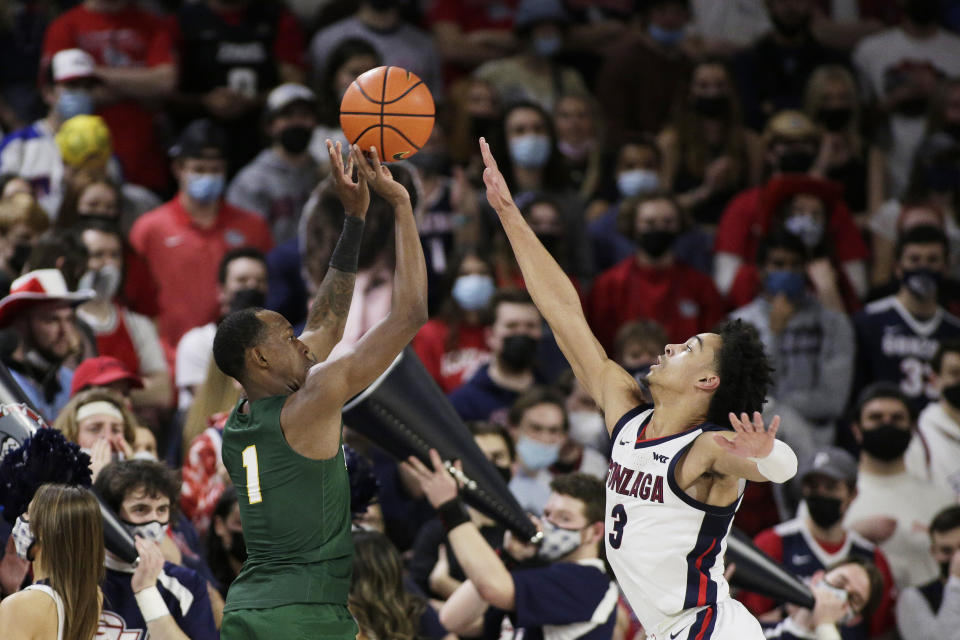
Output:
[266,83,316,116]
[51,49,97,83]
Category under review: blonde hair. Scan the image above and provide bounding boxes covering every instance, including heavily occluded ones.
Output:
[0,192,50,235]
[54,387,138,445]
[803,65,863,154]
[31,483,104,640]
[183,358,242,460]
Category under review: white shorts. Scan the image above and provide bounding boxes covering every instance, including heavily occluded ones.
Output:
[650,599,764,640]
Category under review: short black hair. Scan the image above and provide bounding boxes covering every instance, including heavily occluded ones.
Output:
[706,320,774,425]
[94,459,180,520]
[75,216,123,241]
[218,247,267,285]
[25,230,89,289]
[549,473,605,525]
[213,308,266,383]
[485,288,537,325]
[853,381,914,423]
[932,338,960,373]
[895,224,949,261]
[930,505,960,536]
[757,229,808,266]
[508,385,568,431]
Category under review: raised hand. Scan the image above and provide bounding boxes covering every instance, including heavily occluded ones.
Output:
[131,536,164,594]
[401,448,459,509]
[328,141,369,218]
[479,137,517,214]
[354,145,410,206]
[714,411,779,459]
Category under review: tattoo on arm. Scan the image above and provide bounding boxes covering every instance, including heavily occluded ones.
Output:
[305,267,356,331]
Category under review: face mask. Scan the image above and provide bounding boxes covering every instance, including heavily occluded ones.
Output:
[496,464,513,484]
[820,580,856,625]
[898,97,929,118]
[132,450,158,461]
[8,242,32,274]
[901,267,942,300]
[12,516,36,561]
[533,35,562,58]
[509,134,551,169]
[57,90,94,120]
[693,96,730,118]
[123,520,168,543]
[500,334,539,371]
[904,0,941,25]
[638,229,678,259]
[78,263,122,301]
[452,274,495,311]
[925,164,960,193]
[537,519,583,561]
[648,24,684,47]
[277,125,313,155]
[229,530,247,561]
[617,169,660,198]
[941,382,960,408]
[765,270,806,301]
[558,139,595,162]
[806,494,843,529]
[859,423,912,461]
[940,560,951,580]
[184,173,225,203]
[568,411,606,449]
[229,287,267,313]
[817,107,854,132]
[779,150,816,173]
[784,215,824,249]
[516,434,560,470]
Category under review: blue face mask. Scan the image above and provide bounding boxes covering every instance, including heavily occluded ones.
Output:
[57,89,94,120]
[452,274,495,311]
[185,172,225,203]
[648,24,685,47]
[509,134,551,169]
[617,169,660,198]
[516,434,560,470]
[764,270,806,301]
[533,34,562,58]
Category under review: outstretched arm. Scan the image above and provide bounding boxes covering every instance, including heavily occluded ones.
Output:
[479,138,640,433]
[683,412,798,484]
[298,142,369,362]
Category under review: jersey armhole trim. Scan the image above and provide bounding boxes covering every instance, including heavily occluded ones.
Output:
[610,403,652,443]
[666,438,741,516]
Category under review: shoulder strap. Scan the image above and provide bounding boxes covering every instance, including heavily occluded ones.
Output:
[23,584,65,640]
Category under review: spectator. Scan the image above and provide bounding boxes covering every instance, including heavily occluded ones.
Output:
[659,58,763,227]
[731,230,855,443]
[557,369,608,456]
[206,486,245,599]
[413,248,494,393]
[507,386,607,515]
[169,0,307,172]
[75,218,171,410]
[895,505,960,640]
[42,0,177,193]
[427,0,518,77]
[587,192,726,349]
[53,387,136,482]
[0,0,52,129]
[742,447,897,639]
[0,268,92,419]
[553,93,605,203]
[69,354,143,402]
[309,0,443,95]
[176,247,267,411]
[129,119,273,351]
[448,289,545,423]
[446,77,502,169]
[474,0,587,111]
[843,383,956,590]
[493,193,581,288]
[226,83,320,244]
[852,0,960,196]
[686,0,771,56]
[95,460,217,639]
[0,192,50,294]
[596,0,695,139]
[733,0,846,129]
[611,319,669,380]
[853,225,960,416]
[906,338,960,497]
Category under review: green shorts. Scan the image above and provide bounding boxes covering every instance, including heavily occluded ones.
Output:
[221,603,359,640]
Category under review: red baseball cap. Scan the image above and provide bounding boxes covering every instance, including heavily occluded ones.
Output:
[70,356,144,397]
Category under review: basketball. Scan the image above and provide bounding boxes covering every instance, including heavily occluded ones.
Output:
[339,66,435,162]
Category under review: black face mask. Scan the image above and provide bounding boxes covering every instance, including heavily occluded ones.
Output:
[898,96,929,118]
[638,230,678,259]
[8,243,32,274]
[229,530,247,562]
[942,382,960,408]
[817,107,854,132]
[500,334,539,371]
[230,288,267,314]
[771,12,810,38]
[806,494,843,528]
[944,122,960,142]
[940,560,951,580]
[860,423,912,461]
[904,0,941,26]
[779,151,816,173]
[496,465,512,484]
[278,125,313,155]
[693,96,730,118]
[536,232,562,258]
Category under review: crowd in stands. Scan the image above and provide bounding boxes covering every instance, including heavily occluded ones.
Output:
[1,0,960,638]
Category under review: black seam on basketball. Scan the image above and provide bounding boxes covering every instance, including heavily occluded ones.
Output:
[353,80,380,106]
[347,123,423,153]
[380,66,389,157]
[382,80,424,104]
[341,111,435,117]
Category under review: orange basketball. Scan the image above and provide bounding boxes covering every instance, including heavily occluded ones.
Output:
[339,66,435,162]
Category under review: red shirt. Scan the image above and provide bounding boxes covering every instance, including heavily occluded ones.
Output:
[587,258,727,351]
[413,319,490,393]
[42,5,175,192]
[129,196,273,349]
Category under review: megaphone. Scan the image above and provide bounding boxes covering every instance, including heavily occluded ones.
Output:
[343,347,540,543]
[727,526,815,609]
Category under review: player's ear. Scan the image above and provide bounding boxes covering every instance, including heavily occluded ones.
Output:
[249,345,269,370]
[695,374,719,392]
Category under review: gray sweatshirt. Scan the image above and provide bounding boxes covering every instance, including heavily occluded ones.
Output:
[731,296,855,426]
[896,577,960,640]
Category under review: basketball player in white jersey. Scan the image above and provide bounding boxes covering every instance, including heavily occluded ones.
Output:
[478,138,799,640]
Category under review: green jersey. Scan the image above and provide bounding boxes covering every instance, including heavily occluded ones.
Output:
[221,395,353,612]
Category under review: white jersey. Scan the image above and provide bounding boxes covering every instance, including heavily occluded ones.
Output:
[24,583,65,640]
[606,405,748,639]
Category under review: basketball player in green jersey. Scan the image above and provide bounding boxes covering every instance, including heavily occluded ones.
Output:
[212,141,428,640]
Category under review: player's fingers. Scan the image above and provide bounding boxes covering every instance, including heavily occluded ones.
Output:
[740,412,754,432]
[479,137,496,169]
[768,415,781,435]
[752,411,765,432]
[405,455,430,477]
[728,412,744,432]
[369,146,384,173]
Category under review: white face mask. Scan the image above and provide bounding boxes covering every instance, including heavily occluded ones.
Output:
[537,519,583,561]
[567,411,607,451]
[123,520,168,543]
[12,516,36,561]
[819,580,856,625]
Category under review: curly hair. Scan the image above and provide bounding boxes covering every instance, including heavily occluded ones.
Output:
[706,320,774,425]
[349,530,426,640]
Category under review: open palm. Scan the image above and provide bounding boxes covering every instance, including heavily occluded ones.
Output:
[714,411,779,459]
[328,141,369,218]
[479,137,517,213]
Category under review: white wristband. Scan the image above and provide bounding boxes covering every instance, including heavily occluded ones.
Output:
[747,439,798,484]
[134,586,169,622]
[814,622,842,640]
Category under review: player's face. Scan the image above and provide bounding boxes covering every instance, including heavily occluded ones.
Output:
[930,527,960,565]
[822,563,871,618]
[645,333,720,392]
[255,310,315,390]
[120,487,170,526]
[518,402,566,446]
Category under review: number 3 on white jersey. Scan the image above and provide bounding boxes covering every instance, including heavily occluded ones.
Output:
[242,445,263,504]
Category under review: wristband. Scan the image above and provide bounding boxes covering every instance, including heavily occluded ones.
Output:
[134,586,169,622]
[814,623,842,640]
[748,439,798,484]
[329,215,365,273]
[437,496,470,533]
